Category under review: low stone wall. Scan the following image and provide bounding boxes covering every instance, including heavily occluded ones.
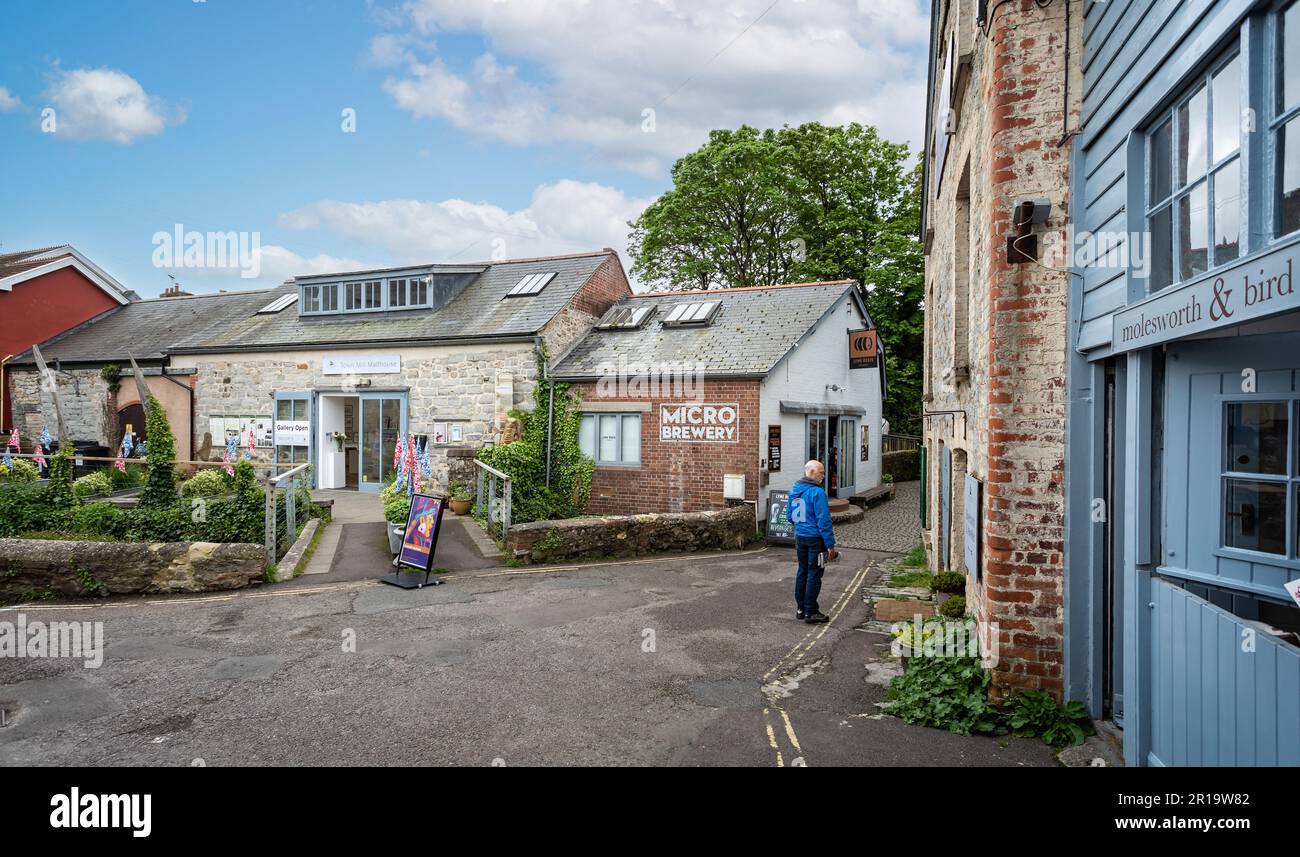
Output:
[0,538,267,601]
[506,503,756,563]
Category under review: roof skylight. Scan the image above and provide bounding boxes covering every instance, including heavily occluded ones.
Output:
[505,272,557,297]
[662,300,721,326]
[596,305,656,330]
[257,294,299,314]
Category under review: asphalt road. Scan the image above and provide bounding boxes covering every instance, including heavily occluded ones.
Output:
[0,546,1057,766]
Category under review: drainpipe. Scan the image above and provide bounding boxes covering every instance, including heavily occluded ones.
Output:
[536,336,555,488]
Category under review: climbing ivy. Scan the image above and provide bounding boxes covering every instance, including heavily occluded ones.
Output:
[138,396,178,512]
[476,354,593,523]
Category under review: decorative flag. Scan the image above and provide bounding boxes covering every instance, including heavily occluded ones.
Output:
[419,438,433,479]
[113,446,126,473]
[39,427,52,448]
[121,429,135,459]
[7,428,18,450]
[224,435,237,476]
[406,433,418,496]
[33,427,49,470]
[2,446,10,470]
[244,428,256,460]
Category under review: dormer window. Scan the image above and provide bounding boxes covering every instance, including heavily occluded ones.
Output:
[596,305,656,330]
[662,300,721,326]
[505,272,556,297]
[298,271,434,316]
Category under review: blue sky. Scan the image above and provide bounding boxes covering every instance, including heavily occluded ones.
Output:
[0,0,929,297]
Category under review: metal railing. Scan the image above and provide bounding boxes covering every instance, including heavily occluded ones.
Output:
[883,433,922,454]
[473,459,512,541]
[266,463,312,563]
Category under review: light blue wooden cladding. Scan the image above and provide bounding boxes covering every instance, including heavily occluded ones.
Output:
[1151,578,1300,766]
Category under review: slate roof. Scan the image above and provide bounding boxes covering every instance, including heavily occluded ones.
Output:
[552,280,865,379]
[10,251,620,365]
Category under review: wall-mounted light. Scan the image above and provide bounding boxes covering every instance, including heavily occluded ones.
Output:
[1008,197,1051,264]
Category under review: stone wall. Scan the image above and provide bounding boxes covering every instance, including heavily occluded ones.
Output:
[8,367,114,444]
[0,538,266,601]
[177,343,538,490]
[505,502,756,563]
[922,0,1081,699]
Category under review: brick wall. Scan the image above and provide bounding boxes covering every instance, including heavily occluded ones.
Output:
[541,253,632,362]
[922,0,1080,699]
[570,378,761,515]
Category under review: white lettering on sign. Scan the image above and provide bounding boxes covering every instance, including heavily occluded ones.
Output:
[275,420,310,446]
[322,354,401,375]
[659,403,739,443]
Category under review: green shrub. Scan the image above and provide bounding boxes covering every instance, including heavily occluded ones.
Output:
[73,502,127,539]
[139,397,178,511]
[380,479,411,525]
[74,470,115,500]
[110,464,146,491]
[1002,690,1095,748]
[882,449,919,481]
[476,352,592,523]
[930,571,966,594]
[45,445,76,510]
[938,595,967,618]
[180,469,229,497]
[127,503,188,542]
[186,461,264,544]
[0,459,40,482]
[0,481,46,537]
[886,655,999,736]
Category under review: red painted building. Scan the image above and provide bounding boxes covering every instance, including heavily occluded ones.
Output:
[0,245,132,430]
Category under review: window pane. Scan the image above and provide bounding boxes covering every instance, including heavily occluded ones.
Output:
[1282,2,1300,114]
[1151,120,1173,202]
[293,399,307,420]
[1280,116,1300,237]
[390,279,406,307]
[1224,479,1287,554]
[277,399,292,420]
[303,287,319,313]
[322,284,337,311]
[1149,204,1173,291]
[1178,182,1208,280]
[1213,159,1241,265]
[413,277,428,304]
[620,415,640,464]
[1226,402,1289,474]
[1179,86,1207,184]
[579,415,596,459]
[598,415,618,462]
[1211,57,1240,162]
[365,282,381,309]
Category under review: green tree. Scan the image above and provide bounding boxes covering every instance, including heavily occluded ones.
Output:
[629,122,924,434]
[138,397,178,511]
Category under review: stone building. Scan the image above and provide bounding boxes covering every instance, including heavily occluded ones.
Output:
[921,0,1080,700]
[8,250,630,491]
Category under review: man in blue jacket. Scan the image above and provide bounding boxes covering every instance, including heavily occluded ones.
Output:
[787,459,839,624]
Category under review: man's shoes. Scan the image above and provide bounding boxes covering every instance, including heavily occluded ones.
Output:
[796,611,806,620]
[804,612,829,624]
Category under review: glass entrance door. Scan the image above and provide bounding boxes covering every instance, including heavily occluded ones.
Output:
[807,415,829,489]
[358,394,406,492]
[837,418,856,498]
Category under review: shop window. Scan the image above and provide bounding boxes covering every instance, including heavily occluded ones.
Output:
[579,413,640,466]
[1146,53,1242,291]
[1276,1,1300,237]
[1222,401,1295,556]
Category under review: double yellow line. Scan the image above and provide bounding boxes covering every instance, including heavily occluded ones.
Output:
[759,560,874,767]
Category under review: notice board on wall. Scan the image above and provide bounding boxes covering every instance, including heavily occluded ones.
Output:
[767,424,781,472]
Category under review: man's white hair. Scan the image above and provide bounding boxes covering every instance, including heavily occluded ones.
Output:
[804,459,823,476]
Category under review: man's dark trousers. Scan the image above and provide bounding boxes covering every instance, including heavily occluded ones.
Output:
[795,536,826,615]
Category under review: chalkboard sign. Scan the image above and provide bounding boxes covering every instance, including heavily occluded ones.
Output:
[964,474,981,580]
[766,490,796,545]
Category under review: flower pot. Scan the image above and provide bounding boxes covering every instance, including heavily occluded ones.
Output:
[387,524,404,555]
[450,498,472,515]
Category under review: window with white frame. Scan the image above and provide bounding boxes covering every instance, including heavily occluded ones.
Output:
[388,276,431,309]
[579,413,641,466]
[1146,52,1242,292]
[1276,0,1300,238]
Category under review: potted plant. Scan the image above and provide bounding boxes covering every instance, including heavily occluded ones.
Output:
[330,431,347,452]
[448,482,473,515]
[380,480,411,555]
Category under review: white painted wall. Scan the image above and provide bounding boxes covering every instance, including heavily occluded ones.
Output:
[757,292,883,515]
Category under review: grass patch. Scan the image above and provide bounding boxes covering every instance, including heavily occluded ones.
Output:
[889,569,934,589]
[291,520,329,578]
[900,544,927,567]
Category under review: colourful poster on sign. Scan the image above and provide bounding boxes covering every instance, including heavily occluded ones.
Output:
[399,494,446,572]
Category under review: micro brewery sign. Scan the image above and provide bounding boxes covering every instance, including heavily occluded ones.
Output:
[660,403,739,442]
[1113,247,1297,352]
[848,328,878,369]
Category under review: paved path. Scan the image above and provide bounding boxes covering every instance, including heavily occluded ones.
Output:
[834,480,921,554]
[0,545,1056,767]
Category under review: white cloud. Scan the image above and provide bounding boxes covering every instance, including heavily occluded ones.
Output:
[253,245,370,284]
[43,68,182,143]
[0,86,21,112]
[277,179,651,267]
[376,0,930,174]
